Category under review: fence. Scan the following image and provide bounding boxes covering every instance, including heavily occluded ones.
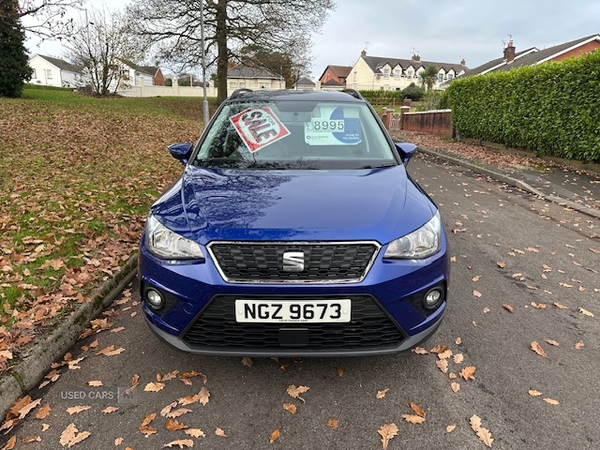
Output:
[381,108,454,138]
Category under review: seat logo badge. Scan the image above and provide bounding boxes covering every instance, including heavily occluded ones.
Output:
[282,251,305,272]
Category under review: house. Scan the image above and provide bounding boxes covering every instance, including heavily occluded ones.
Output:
[346,50,467,92]
[227,65,285,96]
[293,77,316,90]
[318,65,352,88]
[116,59,165,87]
[465,34,600,76]
[28,54,83,88]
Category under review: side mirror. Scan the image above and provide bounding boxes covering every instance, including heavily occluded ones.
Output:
[168,142,194,164]
[395,142,418,166]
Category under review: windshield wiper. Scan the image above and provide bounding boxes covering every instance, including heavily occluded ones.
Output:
[359,163,397,169]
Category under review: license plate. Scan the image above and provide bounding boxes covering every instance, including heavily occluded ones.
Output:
[235,299,351,323]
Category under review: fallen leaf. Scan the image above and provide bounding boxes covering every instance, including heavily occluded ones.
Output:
[327,419,339,430]
[575,341,584,349]
[411,347,429,355]
[470,415,493,448]
[162,439,193,448]
[144,382,165,392]
[446,425,456,433]
[215,428,227,438]
[66,405,91,415]
[166,419,189,431]
[102,406,118,414]
[198,387,210,405]
[472,275,481,282]
[269,429,280,443]
[430,344,449,354]
[497,261,506,268]
[60,423,91,448]
[115,437,123,445]
[166,408,192,419]
[87,380,103,387]
[438,349,453,359]
[483,307,490,313]
[378,423,398,450]
[336,366,344,377]
[376,388,389,399]
[502,304,514,313]
[241,357,253,368]
[95,345,125,357]
[402,414,426,424]
[455,337,462,345]
[460,366,476,381]
[139,413,157,436]
[528,390,543,396]
[22,436,41,443]
[553,302,568,309]
[161,402,178,417]
[409,402,426,418]
[184,429,205,438]
[543,398,560,405]
[451,382,461,393]
[283,403,297,414]
[544,339,559,346]
[36,404,51,419]
[453,354,464,364]
[473,290,482,298]
[436,359,448,374]
[1,436,16,450]
[530,341,548,358]
[287,385,310,403]
[578,307,594,317]
[531,302,547,309]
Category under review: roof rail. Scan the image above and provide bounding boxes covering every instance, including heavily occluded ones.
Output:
[341,88,363,100]
[230,88,254,99]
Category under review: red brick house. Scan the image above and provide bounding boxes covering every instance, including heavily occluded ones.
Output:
[318,65,352,88]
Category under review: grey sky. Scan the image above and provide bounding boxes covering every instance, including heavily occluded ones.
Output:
[26,0,600,78]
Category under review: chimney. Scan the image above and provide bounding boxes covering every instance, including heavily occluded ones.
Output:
[411,54,421,62]
[460,58,466,66]
[504,40,516,63]
[361,49,367,57]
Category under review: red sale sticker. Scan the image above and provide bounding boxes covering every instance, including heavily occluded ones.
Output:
[229,106,290,152]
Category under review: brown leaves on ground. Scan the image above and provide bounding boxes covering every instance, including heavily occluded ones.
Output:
[470,415,493,447]
[0,94,201,372]
[139,413,158,436]
[378,423,399,450]
[60,423,91,448]
[286,385,310,403]
[162,439,194,448]
[530,341,548,358]
[269,429,280,443]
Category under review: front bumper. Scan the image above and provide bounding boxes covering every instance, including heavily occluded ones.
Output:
[139,236,449,356]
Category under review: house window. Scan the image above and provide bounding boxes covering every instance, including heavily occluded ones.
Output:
[239,82,246,88]
[383,68,389,79]
[353,71,357,82]
[31,69,37,79]
[448,73,454,81]
[258,82,270,89]
[437,73,443,83]
[393,69,400,79]
[407,69,413,78]
[230,82,238,88]
[45,69,52,80]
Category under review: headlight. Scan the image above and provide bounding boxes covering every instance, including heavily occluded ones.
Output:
[383,212,442,259]
[145,214,204,260]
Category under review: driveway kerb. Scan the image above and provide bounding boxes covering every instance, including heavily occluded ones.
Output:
[0,254,138,420]
[419,148,600,220]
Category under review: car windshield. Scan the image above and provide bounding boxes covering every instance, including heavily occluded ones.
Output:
[193,99,398,170]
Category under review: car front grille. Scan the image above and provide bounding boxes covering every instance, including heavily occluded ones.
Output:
[181,295,405,353]
[207,241,380,283]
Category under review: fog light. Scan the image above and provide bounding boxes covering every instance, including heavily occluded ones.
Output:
[146,289,164,310]
[423,288,443,310]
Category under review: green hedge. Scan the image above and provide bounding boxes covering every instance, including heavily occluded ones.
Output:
[446,51,600,162]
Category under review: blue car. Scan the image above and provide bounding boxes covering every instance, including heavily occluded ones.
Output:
[139,89,449,356]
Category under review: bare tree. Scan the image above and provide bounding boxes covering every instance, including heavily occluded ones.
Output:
[126,0,336,102]
[16,0,84,41]
[63,6,137,95]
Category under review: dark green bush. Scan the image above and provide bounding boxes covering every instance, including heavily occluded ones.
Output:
[447,51,600,162]
[402,83,425,101]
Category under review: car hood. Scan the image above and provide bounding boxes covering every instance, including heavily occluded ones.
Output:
[152,165,436,244]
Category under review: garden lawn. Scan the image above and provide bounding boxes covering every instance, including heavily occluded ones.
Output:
[0,86,214,371]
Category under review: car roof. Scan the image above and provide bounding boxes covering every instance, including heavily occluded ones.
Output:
[225,89,366,104]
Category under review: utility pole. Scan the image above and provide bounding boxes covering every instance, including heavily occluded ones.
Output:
[200,0,209,126]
